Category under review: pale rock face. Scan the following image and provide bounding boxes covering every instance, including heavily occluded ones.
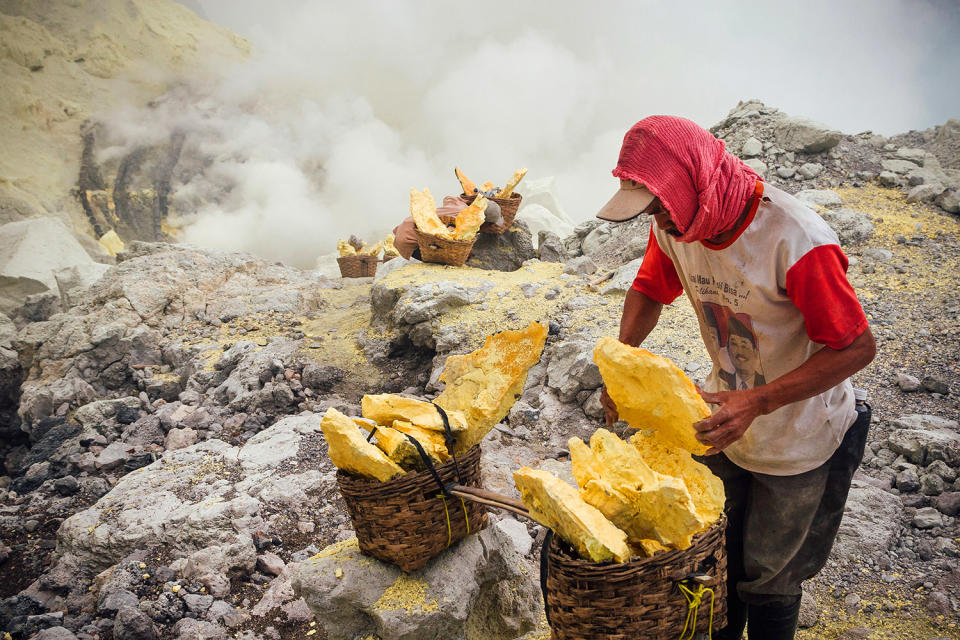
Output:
[773,116,842,153]
[832,480,902,562]
[291,519,541,640]
[796,189,843,210]
[54,414,334,577]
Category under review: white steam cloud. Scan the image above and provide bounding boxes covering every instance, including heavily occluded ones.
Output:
[101,0,959,268]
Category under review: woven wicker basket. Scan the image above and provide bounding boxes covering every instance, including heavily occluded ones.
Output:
[543,517,727,639]
[415,228,475,267]
[337,255,378,278]
[336,444,488,572]
[461,192,522,234]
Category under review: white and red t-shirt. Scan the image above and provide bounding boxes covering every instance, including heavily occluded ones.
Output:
[633,181,868,475]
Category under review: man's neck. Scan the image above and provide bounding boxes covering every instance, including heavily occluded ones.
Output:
[703,192,756,246]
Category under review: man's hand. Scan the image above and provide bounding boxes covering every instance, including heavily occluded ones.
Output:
[693,388,765,455]
[599,385,619,427]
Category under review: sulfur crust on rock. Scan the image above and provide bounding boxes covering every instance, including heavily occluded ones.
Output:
[320,407,404,482]
[435,321,548,452]
[570,430,705,550]
[594,336,711,455]
[361,394,467,433]
[513,467,631,563]
[630,432,724,525]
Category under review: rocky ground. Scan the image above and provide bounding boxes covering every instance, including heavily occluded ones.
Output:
[0,102,959,640]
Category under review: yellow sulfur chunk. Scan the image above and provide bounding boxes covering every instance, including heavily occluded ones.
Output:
[479,181,494,193]
[497,167,527,199]
[337,240,358,257]
[435,322,548,452]
[98,230,125,256]
[631,432,725,525]
[390,420,451,463]
[320,408,404,482]
[636,538,668,557]
[593,336,711,455]
[570,430,705,549]
[453,195,487,241]
[514,468,631,563]
[360,240,383,256]
[361,394,467,433]
[410,187,453,239]
[383,234,401,257]
[455,167,476,195]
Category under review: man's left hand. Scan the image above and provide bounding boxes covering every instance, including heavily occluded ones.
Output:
[693,388,765,455]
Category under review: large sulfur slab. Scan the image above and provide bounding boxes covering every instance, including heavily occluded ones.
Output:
[593,336,711,455]
[630,432,725,525]
[497,167,527,199]
[321,408,404,482]
[570,431,706,550]
[410,187,453,239]
[435,322,548,452]
[453,195,487,241]
[389,420,450,463]
[513,467,631,563]
[361,394,467,434]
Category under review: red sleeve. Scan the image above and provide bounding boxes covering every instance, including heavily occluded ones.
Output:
[785,244,868,349]
[632,228,684,304]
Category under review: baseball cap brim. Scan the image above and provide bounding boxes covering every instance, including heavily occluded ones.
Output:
[596,179,656,222]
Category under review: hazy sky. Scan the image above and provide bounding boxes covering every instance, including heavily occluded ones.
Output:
[138,0,959,266]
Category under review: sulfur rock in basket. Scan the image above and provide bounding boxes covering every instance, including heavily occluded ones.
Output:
[570,429,708,550]
[435,321,548,452]
[337,240,358,257]
[497,167,527,199]
[452,195,487,241]
[321,408,404,481]
[455,166,476,196]
[514,467,632,563]
[361,394,468,434]
[410,187,452,239]
[594,336,711,455]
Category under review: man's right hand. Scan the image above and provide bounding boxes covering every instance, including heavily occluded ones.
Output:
[599,385,618,426]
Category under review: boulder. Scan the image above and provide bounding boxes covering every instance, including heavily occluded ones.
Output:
[832,480,902,562]
[0,217,95,315]
[545,339,603,403]
[291,519,541,640]
[887,421,960,467]
[54,262,113,308]
[741,137,763,157]
[581,224,614,256]
[797,163,823,180]
[774,117,842,153]
[54,414,336,576]
[466,220,536,272]
[796,189,843,210]
[937,189,960,214]
[820,209,874,245]
[515,176,576,241]
[744,159,768,178]
[600,257,644,295]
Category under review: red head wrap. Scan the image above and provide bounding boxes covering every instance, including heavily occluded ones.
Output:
[612,116,760,242]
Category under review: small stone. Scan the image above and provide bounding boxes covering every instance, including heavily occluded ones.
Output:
[894,373,921,392]
[256,552,285,577]
[896,468,921,493]
[741,137,763,157]
[926,460,956,483]
[843,592,861,608]
[933,492,960,517]
[921,376,950,395]
[798,163,824,180]
[297,521,316,534]
[776,166,796,179]
[165,427,198,451]
[925,591,951,616]
[912,507,943,529]
[53,475,80,496]
[920,473,946,496]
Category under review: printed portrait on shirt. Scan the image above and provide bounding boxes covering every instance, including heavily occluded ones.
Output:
[720,314,765,390]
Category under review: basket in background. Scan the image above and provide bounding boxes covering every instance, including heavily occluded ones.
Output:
[461,192,522,234]
[337,255,378,278]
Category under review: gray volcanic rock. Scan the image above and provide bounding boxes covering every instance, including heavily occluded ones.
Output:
[774,116,842,153]
[832,480,902,562]
[292,519,541,640]
[53,414,335,583]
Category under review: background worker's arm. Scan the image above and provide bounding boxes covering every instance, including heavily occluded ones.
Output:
[694,327,876,454]
[601,288,664,425]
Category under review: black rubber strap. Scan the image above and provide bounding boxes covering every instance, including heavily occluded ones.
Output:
[432,403,464,485]
[365,425,378,442]
[403,433,450,497]
[540,529,554,627]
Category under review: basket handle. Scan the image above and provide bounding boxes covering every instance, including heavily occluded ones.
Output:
[540,529,554,628]
[403,433,452,497]
[432,403,464,486]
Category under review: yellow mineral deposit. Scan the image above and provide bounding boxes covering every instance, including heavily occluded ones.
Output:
[320,407,404,482]
[630,432,725,525]
[570,429,706,550]
[452,195,488,241]
[363,423,425,469]
[455,166,476,195]
[389,420,450,463]
[410,187,453,239]
[513,467,631,563]
[383,233,401,257]
[98,230,124,256]
[361,394,468,433]
[434,321,548,451]
[593,336,711,455]
[337,240,358,257]
[497,167,528,199]
[360,240,383,256]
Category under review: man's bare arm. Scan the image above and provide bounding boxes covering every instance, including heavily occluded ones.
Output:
[601,288,664,425]
[694,327,877,453]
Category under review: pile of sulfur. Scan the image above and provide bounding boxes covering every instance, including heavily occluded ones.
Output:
[514,338,725,563]
[321,321,548,481]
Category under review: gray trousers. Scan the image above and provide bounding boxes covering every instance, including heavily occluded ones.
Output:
[697,404,871,612]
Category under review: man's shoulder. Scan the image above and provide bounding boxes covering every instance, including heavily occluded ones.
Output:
[749,183,841,250]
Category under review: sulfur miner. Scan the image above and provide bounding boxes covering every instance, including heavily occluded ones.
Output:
[595,116,875,640]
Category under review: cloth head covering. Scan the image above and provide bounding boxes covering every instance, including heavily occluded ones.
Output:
[612,116,760,242]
